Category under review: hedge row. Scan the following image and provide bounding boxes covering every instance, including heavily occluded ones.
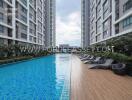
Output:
[0,56,33,65]
[87,52,132,63]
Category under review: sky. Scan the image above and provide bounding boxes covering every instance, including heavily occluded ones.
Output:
[56,0,81,47]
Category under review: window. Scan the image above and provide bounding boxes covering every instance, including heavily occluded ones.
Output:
[21,6,27,14]
[0,25,4,33]
[123,20,127,27]
[130,17,132,23]
[96,34,101,42]
[126,18,130,25]
[21,33,27,39]
[0,13,3,22]
[123,16,132,28]
[38,21,42,32]
[38,33,42,44]
[30,29,33,34]
[103,0,108,12]
[29,0,33,4]
[38,0,42,10]
[29,35,32,41]
[96,1,101,18]
[30,0,36,8]
[21,15,27,23]
[103,0,111,19]
[123,0,132,12]
[115,24,119,34]
[21,24,27,31]
[103,19,110,39]
[0,0,3,8]
[0,38,4,44]
[96,18,101,33]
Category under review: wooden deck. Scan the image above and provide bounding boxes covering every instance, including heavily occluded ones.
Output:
[70,55,132,100]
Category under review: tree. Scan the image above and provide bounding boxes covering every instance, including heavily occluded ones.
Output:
[106,33,132,56]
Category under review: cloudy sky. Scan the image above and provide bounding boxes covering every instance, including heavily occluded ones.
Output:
[56,0,81,46]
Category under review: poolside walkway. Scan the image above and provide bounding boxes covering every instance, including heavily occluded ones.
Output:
[71,55,132,100]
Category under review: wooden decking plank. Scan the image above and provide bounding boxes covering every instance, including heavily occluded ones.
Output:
[71,55,132,100]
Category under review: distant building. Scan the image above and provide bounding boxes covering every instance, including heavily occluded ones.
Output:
[81,0,90,48]
[59,44,70,48]
[45,0,56,47]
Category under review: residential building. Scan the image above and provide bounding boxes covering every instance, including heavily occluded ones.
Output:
[82,0,132,46]
[51,0,56,47]
[90,0,114,45]
[45,0,56,48]
[0,0,55,48]
[81,0,90,48]
[114,0,132,37]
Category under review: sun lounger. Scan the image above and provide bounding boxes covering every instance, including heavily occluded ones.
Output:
[88,59,114,69]
[79,54,88,59]
[80,55,91,61]
[81,55,95,61]
[84,57,101,64]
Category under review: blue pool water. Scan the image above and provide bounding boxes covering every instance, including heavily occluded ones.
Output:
[0,54,71,100]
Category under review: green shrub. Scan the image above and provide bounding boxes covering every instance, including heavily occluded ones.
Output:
[127,57,132,63]
[0,59,15,65]
[0,44,51,65]
[106,34,132,56]
[86,51,132,64]
[14,56,33,61]
[87,51,111,58]
[108,52,129,63]
[0,56,33,65]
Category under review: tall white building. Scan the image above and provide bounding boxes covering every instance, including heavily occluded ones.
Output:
[82,0,132,46]
[0,0,56,47]
[81,0,90,48]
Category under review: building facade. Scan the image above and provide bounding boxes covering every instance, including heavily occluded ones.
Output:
[0,0,55,47]
[45,0,56,48]
[114,0,132,38]
[90,0,114,45]
[82,0,132,46]
[81,0,90,48]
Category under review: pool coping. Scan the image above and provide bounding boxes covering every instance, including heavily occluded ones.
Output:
[60,54,72,100]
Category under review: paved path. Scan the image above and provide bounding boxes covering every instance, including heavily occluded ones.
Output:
[71,55,132,100]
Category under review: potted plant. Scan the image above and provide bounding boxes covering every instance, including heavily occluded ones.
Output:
[110,53,128,75]
[112,63,126,75]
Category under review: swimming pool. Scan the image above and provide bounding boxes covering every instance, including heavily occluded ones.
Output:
[0,54,71,100]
